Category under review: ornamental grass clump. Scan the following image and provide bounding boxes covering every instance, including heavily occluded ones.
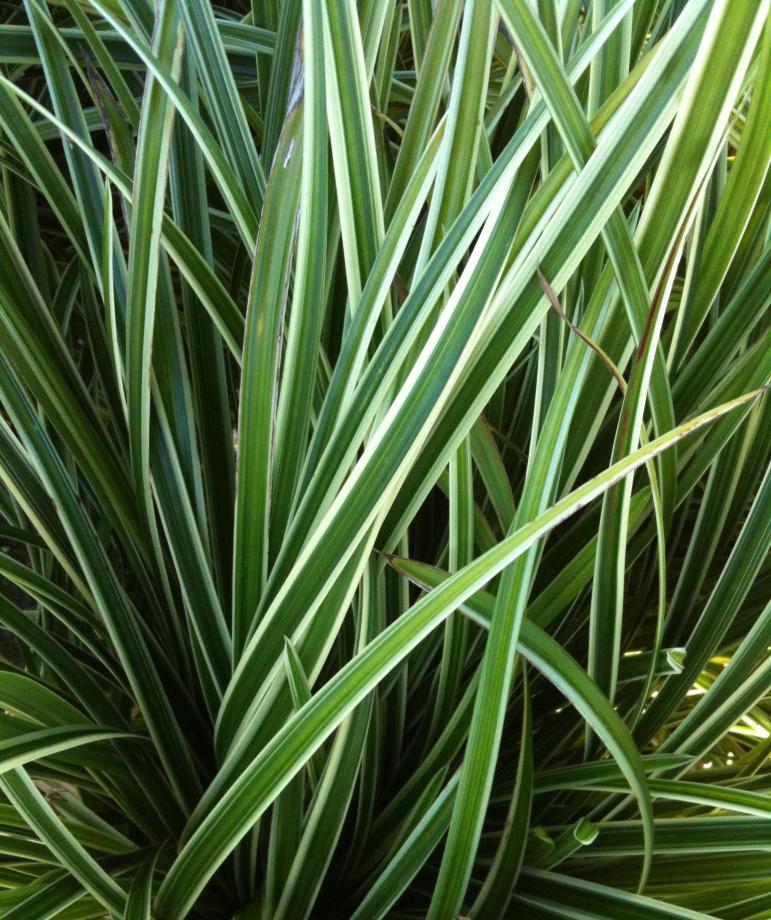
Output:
[0,0,769,917]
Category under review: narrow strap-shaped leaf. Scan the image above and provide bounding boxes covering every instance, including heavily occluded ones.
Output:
[638,463,771,743]
[470,418,516,533]
[0,206,145,560]
[350,774,459,920]
[0,550,95,627]
[419,0,495,261]
[514,868,714,919]
[379,3,709,556]
[385,0,462,218]
[579,777,771,819]
[21,0,107,269]
[0,594,125,728]
[215,4,719,754]
[298,121,443,486]
[470,668,533,917]
[124,849,159,920]
[262,0,302,165]
[283,638,323,789]
[0,86,89,264]
[274,696,372,920]
[150,405,232,704]
[0,769,127,916]
[0,672,91,727]
[587,0,631,116]
[676,12,771,358]
[179,0,265,212]
[664,427,747,646]
[43,792,137,856]
[323,0,386,301]
[61,0,140,128]
[0,76,244,359]
[0,871,83,920]
[270,0,329,549]
[125,0,181,522]
[232,94,303,655]
[532,755,692,793]
[425,14,685,901]
[274,562,378,919]
[662,605,771,759]
[169,48,236,603]
[0,726,132,776]
[279,0,652,589]
[426,435,473,744]
[492,1,681,730]
[0,17,276,65]
[84,0,260,245]
[570,816,771,858]
[419,0,497,755]
[0,357,201,814]
[156,391,758,917]
[673,250,771,417]
[593,0,766,708]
